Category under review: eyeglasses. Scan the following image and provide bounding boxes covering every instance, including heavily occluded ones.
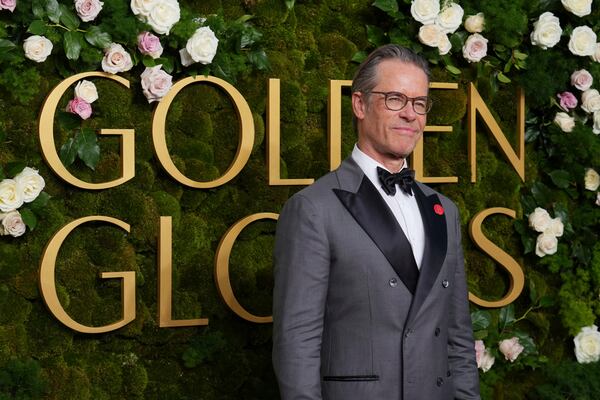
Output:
[368,91,433,115]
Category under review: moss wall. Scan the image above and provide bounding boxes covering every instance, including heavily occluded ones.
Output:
[0,1,562,399]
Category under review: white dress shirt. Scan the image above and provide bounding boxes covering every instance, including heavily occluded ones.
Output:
[351,144,425,268]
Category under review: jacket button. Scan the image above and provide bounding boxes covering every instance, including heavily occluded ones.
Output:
[389,278,398,287]
[447,370,452,377]
[437,377,444,386]
[442,280,449,288]
[434,327,440,336]
[404,329,412,338]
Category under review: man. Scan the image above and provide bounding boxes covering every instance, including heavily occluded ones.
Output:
[272,44,480,400]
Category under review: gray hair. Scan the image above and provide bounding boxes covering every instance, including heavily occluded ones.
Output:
[352,44,430,95]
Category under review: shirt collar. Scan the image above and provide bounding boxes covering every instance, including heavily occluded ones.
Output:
[351,144,408,185]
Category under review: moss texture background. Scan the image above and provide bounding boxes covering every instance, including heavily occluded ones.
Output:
[0,1,558,399]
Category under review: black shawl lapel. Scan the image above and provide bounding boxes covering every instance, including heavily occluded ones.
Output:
[333,175,419,295]
[406,183,448,324]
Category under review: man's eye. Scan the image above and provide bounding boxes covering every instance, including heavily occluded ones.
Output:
[387,96,403,103]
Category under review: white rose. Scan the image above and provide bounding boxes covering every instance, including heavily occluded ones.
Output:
[185,26,219,64]
[179,48,194,67]
[23,35,53,63]
[74,80,98,103]
[418,23,443,48]
[435,3,463,34]
[74,0,103,22]
[553,112,575,132]
[574,325,600,363]
[530,12,562,50]
[130,0,157,19]
[14,167,45,203]
[411,0,440,25]
[569,26,597,56]
[140,65,173,103]
[1,211,26,237]
[592,43,600,63]
[437,33,451,56]
[465,12,484,33]
[594,111,600,134]
[571,69,593,91]
[545,217,564,237]
[562,0,592,17]
[528,207,552,232]
[462,33,488,63]
[147,0,180,35]
[581,88,600,113]
[101,43,133,74]
[0,179,24,212]
[585,168,600,191]
[535,233,558,257]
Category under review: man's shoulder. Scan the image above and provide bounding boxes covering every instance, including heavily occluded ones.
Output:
[287,169,341,204]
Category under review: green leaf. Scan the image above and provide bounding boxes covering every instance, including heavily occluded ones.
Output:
[76,128,100,170]
[471,310,492,331]
[59,4,80,30]
[285,0,295,9]
[20,208,37,231]
[64,31,83,61]
[352,51,367,63]
[497,72,511,83]
[60,138,78,167]
[548,170,571,189]
[539,296,555,307]
[0,39,16,55]
[499,304,516,330]
[5,162,26,177]
[445,65,461,75]
[372,0,399,18]
[142,55,157,68]
[28,192,51,213]
[531,181,552,206]
[247,49,269,71]
[27,20,47,35]
[46,0,61,24]
[85,26,112,49]
[473,330,488,340]
[32,0,46,18]
[525,126,539,143]
[366,25,386,47]
[513,50,528,61]
[58,111,81,131]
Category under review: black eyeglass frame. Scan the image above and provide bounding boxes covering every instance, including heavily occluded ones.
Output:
[367,91,433,115]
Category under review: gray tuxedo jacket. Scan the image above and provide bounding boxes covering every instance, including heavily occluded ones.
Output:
[272,157,480,400]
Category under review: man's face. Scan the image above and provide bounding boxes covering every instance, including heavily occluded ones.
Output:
[352,59,428,170]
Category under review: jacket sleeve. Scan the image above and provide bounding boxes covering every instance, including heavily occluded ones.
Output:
[448,209,481,400]
[272,193,331,400]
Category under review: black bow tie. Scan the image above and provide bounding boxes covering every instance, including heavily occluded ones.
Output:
[377,166,415,196]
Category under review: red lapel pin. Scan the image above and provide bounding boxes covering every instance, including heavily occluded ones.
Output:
[433,204,444,215]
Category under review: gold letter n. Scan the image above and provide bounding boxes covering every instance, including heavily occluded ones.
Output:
[468,83,525,182]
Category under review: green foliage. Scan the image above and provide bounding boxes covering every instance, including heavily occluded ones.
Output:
[0,359,47,399]
[534,361,600,400]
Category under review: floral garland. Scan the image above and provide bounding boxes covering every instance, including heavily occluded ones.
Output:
[0,165,47,237]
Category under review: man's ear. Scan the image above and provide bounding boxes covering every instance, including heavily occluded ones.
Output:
[352,91,366,120]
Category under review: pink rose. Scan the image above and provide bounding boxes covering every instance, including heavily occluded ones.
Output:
[499,337,524,362]
[571,69,593,91]
[0,0,16,12]
[474,340,495,372]
[557,91,578,111]
[462,33,488,63]
[101,43,133,74]
[137,31,163,59]
[75,0,103,22]
[66,97,92,119]
[140,65,173,103]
